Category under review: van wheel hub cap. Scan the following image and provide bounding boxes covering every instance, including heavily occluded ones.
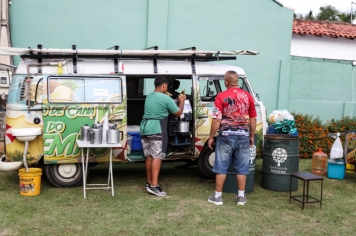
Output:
[55,164,80,180]
[208,152,215,168]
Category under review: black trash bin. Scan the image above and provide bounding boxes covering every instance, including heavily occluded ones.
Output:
[223,135,257,194]
[262,134,300,192]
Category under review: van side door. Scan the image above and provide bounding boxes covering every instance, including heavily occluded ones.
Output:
[193,76,216,157]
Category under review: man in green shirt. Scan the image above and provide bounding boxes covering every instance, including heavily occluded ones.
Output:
[140,76,186,196]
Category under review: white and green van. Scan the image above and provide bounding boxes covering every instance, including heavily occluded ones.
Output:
[3,47,267,187]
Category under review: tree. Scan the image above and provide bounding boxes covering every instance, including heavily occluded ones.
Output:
[338,11,353,23]
[294,5,356,23]
[305,10,315,20]
[317,5,340,21]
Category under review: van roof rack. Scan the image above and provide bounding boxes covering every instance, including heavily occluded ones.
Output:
[0,46,259,74]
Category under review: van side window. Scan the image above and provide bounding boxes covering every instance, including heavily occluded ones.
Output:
[218,78,250,93]
[142,78,192,96]
[198,77,222,102]
[199,77,250,102]
[47,77,122,103]
[170,79,192,96]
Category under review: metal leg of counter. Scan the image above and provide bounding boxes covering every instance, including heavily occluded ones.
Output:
[81,148,87,199]
[110,148,114,197]
[82,147,114,199]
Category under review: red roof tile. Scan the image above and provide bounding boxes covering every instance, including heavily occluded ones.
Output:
[293,19,356,39]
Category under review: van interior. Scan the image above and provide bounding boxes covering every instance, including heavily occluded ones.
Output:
[126,76,194,157]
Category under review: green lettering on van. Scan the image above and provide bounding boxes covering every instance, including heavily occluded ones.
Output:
[83,106,95,116]
[44,133,78,156]
[65,105,96,119]
[46,121,65,133]
[66,106,77,118]
[49,106,66,117]
[75,107,83,115]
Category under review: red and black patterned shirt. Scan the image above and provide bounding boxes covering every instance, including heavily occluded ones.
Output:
[211,88,257,136]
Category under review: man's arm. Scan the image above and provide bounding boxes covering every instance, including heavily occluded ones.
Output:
[173,95,186,117]
[249,117,256,147]
[208,119,221,149]
[208,94,223,149]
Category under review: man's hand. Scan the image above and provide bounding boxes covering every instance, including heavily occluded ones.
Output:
[208,119,221,150]
[173,95,187,117]
[178,94,186,103]
[208,137,215,150]
[249,117,256,147]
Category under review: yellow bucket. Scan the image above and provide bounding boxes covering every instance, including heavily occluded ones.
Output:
[346,164,355,174]
[18,168,42,196]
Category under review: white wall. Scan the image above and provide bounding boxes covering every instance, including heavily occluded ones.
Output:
[291,34,356,60]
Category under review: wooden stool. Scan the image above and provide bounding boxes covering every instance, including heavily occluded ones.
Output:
[290,172,324,210]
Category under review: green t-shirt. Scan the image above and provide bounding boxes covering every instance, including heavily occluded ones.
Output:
[140,92,180,135]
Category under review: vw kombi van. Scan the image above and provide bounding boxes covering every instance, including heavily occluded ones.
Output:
[3,47,267,187]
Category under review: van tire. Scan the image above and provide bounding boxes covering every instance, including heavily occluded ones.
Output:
[45,163,83,188]
[198,145,216,179]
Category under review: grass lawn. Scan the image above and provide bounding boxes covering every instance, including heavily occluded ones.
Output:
[0,159,356,235]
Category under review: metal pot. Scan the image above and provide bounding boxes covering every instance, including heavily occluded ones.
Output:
[107,129,120,144]
[81,124,91,143]
[93,123,103,129]
[108,123,117,130]
[177,121,189,133]
[90,128,102,145]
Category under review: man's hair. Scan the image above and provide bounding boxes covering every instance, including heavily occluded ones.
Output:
[154,76,168,87]
[224,71,238,85]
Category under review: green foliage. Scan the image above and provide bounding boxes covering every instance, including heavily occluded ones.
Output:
[294,10,316,20]
[327,116,356,133]
[318,5,340,21]
[9,150,35,162]
[194,83,207,130]
[291,113,356,158]
[97,95,127,123]
[9,150,23,162]
[292,113,332,158]
[61,79,79,91]
[294,5,356,23]
[338,12,353,23]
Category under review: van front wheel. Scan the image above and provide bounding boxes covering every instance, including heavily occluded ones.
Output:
[197,146,216,179]
[45,164,83,187]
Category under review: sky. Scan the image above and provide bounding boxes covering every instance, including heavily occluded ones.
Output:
[279,0,355,15]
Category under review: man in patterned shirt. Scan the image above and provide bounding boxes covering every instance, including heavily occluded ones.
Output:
[207,71,257,206]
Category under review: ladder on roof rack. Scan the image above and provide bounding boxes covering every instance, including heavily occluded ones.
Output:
[0,46,259,74]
